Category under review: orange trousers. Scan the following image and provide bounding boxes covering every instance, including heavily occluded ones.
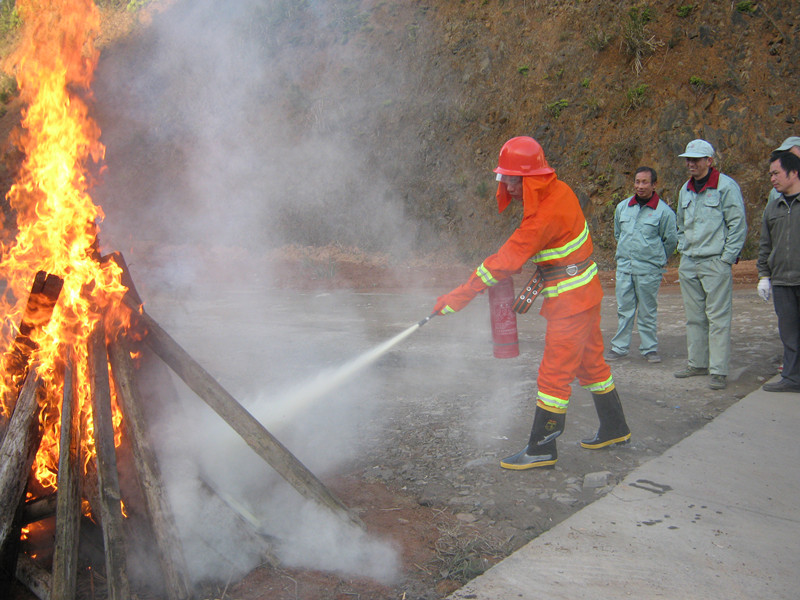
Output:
[536,303,613,412]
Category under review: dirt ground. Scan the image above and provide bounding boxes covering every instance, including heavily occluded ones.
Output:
[205,258,774,600]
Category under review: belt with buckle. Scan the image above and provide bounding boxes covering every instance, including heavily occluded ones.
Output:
[512,258,594,315]
[538,258,593,280]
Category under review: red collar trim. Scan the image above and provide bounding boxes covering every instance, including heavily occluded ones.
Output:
[686,168,720,193]
[627,191,660,209]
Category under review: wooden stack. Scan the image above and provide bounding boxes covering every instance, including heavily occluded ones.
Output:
[0,254,362,600]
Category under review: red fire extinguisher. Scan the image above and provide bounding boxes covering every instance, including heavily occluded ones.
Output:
[488,277,519,358]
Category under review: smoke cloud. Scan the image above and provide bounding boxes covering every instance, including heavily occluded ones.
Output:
[93,0,416,264]
[90,0,426,588]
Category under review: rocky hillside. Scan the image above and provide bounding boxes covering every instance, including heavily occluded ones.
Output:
[1,0,798,270]
[339,0,799,266]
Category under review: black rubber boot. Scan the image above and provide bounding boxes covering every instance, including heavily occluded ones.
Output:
[580,387,631,449]
[500,406,565,470]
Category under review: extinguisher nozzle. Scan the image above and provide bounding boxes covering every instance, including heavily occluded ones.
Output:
[417,312,438,327]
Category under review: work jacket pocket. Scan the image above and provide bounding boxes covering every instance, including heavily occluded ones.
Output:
[640,213,661,229]
[637,219,660,244]
[766,211,788,229]
[702,191,721,208]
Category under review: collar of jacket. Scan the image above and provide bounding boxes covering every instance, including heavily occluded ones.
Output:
[686,167,720,193]
[778,192,800,207]
[495,172,557,213]
[627,191,660,209]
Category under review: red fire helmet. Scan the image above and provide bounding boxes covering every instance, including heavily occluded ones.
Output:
[493,136,555,177]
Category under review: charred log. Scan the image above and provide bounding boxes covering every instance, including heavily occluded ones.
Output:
[87,322,130,600]
[22,494,57,525]
[0,271,63,441]
[107,334,192,600]
[15,553,50,600]
[52,353,81,600]
[0,368,43,597]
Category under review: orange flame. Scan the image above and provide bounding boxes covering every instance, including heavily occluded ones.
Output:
[0,1,128,494]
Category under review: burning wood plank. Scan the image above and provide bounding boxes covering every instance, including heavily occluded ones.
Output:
[0,271,63,441]
[0,367,43,598]
[121,292,365,531]
[22,494,57,525]
[51,352,81,600]
[87,321,131,600]
[107,335,192,600]
[102,251,192,599]
[3,251,361,597]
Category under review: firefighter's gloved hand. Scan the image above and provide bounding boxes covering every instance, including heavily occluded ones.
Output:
[433,284,478,315]
[757,277,771,302]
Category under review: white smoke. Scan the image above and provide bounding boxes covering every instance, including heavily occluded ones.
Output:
[90,0,423,589]
[93,0,415,265]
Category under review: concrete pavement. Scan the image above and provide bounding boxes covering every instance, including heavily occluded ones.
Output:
[447,376,800,600]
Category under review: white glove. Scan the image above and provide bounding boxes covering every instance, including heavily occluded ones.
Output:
[757,277,771,302]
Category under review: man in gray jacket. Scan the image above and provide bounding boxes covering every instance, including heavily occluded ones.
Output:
[757,151,800,392]
[673,139,747,390]
[767,136,800,203]
[606,167,677,363]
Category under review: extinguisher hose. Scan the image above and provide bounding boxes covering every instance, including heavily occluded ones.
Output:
[417,312,438,327]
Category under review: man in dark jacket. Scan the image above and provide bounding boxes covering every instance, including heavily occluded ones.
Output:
[757,151,800,392]
[767,136,800,203]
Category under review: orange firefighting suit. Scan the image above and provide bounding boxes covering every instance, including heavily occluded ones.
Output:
[436,173,613,412]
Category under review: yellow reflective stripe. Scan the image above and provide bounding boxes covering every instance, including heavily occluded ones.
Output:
[475,262,498,286]
[442,305,456,314]
[582,377,614,393]
[540,263,598,298]
[591,382,616,393]
[536,392,569,411]
[532,222,590,263]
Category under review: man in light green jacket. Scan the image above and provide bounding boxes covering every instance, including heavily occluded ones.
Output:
[673,139,747,390]
[606,167,677,364]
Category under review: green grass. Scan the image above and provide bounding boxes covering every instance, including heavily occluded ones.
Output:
[0,0,20,38]
[626,83,649,109]
[621,6,662,74]
[546,98,569,119]
[689,75,712,94]
[0,0,150,44]
[587,26,612,52]
[126,0,154,12]
[0,74,17,104]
